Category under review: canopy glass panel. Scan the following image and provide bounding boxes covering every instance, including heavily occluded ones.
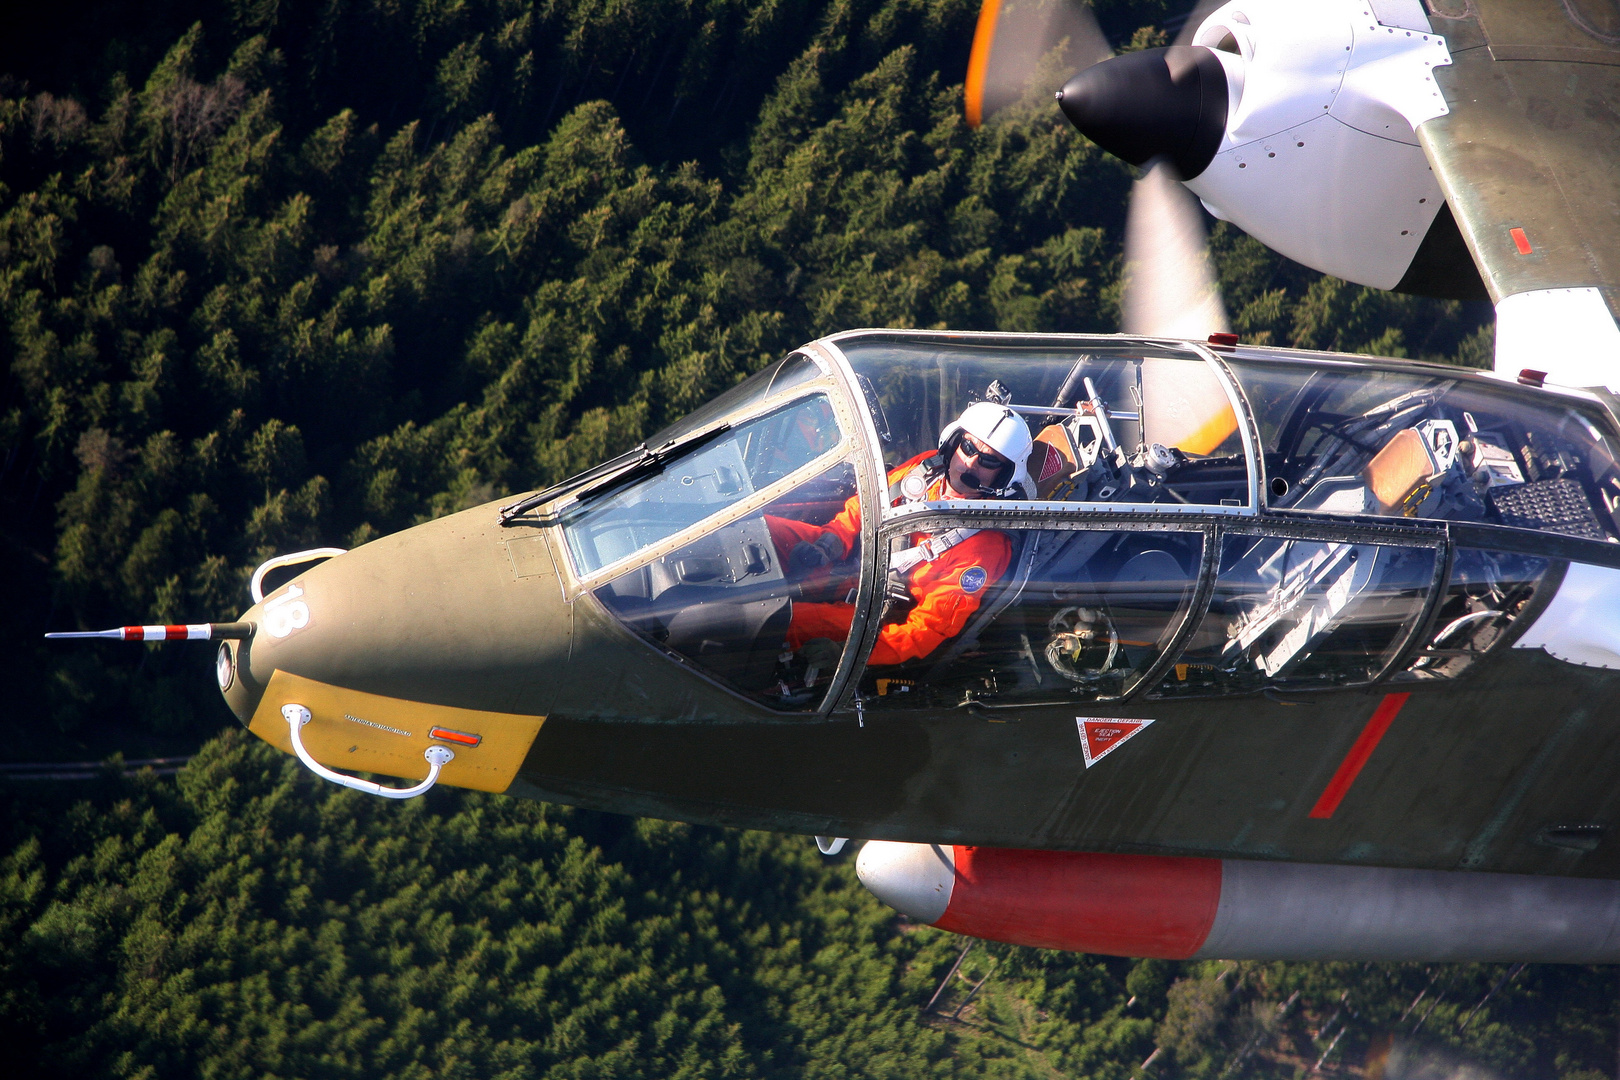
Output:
[1230,357,1620,542]
[561,394,843,579]
[593,460,863,711]
[834,336,1253,509]
[1152,533,1438,696]
[1390,548,1554,683]
[854,524,1205,708]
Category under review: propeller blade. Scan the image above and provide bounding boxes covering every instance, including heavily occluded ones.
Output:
[45,622,254,641]
[967,0,1113,128]
[1121,158,1229,340]
[1170,0,1228,47]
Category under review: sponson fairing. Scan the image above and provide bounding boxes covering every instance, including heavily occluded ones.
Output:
[222,330,1620,889]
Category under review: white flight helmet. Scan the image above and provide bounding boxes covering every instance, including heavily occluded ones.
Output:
[938,401,1034,497]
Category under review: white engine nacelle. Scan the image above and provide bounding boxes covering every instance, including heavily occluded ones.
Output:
[1056,0,1467,293]
[1184,0,1454,289]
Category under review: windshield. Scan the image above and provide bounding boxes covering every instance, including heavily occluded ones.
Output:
[834,335,1251,509]
[593,461,864,711]
[1230,358,1620,541]
[561,394,843,577]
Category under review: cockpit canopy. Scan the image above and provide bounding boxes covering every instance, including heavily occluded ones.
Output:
[550,331,1620,715]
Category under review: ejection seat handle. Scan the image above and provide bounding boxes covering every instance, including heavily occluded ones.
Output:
[281,704,453,799]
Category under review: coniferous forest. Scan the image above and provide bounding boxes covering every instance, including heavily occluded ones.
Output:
[0,2,1606,1078]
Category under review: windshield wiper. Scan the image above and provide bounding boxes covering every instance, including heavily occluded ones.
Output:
[497,422,733,524]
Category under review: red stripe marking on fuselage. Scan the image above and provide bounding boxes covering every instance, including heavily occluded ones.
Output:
[1309,693,1411,819]
[934,847,1223,958]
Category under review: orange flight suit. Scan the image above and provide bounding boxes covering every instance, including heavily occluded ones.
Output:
[765,452,1013,666]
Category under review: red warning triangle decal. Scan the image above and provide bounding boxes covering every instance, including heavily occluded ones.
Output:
[1077,717,1155,768]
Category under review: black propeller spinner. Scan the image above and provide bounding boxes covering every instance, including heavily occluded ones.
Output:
[1056,45,1228,180]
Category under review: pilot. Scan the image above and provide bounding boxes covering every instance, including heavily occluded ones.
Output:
[766,401,1034,666]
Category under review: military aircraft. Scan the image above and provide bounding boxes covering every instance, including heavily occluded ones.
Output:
[49,0,1620,964]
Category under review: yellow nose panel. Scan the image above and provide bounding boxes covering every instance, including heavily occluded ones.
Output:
[248,670,544,794]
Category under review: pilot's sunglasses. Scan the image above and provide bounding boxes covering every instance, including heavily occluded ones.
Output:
[957,437,1009,472]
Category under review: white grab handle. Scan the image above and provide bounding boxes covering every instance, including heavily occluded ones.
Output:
[282,704,453,799]
[252,548,348,603]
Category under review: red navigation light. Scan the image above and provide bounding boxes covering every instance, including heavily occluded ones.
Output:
[429,727,482,747]
[1207,332,1239,347]
[1518,369,1548,388]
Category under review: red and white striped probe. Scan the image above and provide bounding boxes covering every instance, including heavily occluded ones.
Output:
[45,623,253,641]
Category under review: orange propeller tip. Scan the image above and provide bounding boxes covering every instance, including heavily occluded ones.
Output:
[964,0,1004,128]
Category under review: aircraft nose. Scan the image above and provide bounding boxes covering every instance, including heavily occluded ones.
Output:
[1056,45,1228,180]
[222,503,575,726]
[855,841,957,924]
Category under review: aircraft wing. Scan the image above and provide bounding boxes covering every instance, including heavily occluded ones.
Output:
[1419,0,1620,386]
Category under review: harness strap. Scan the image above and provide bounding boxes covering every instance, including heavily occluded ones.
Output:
[890,527,981,575]
[883,455,979,575]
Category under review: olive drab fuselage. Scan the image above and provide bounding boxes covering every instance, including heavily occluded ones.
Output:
[222,330,1620,880]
